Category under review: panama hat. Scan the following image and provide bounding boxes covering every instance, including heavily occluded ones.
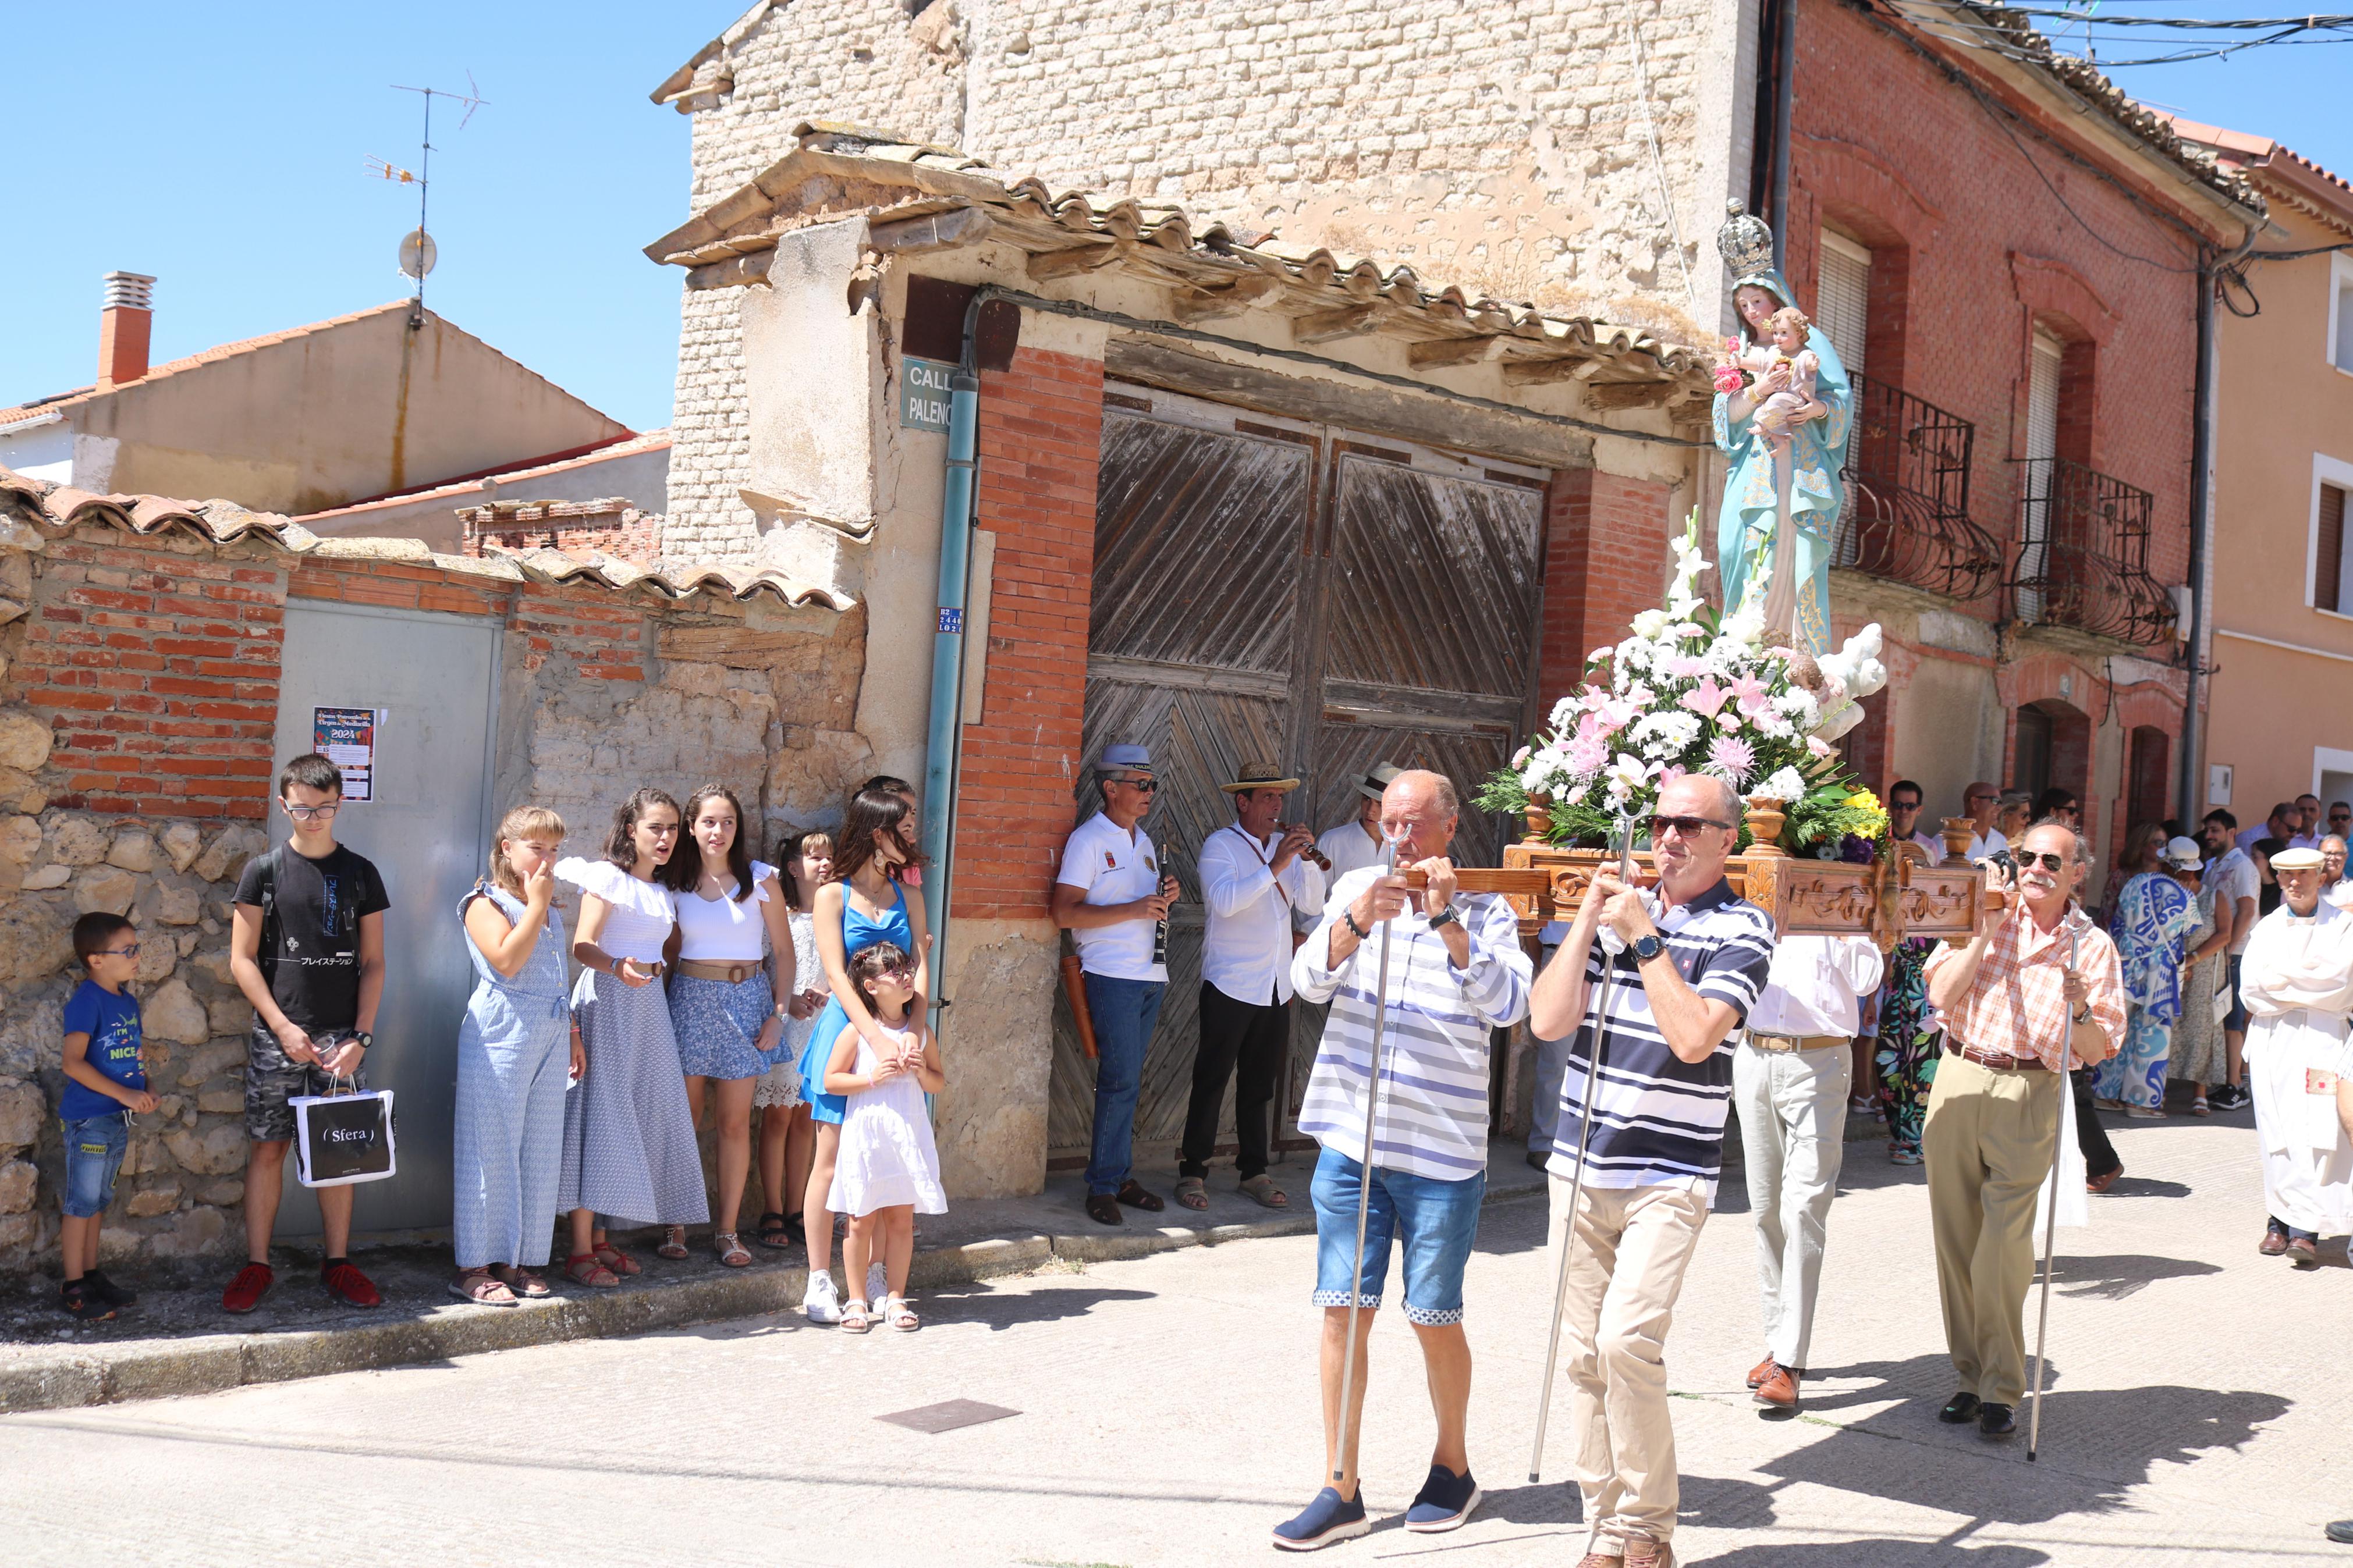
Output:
[1356,763,1404,802]
[1220,759,1301,794]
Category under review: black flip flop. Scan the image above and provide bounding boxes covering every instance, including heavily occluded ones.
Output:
[755,1211,793,1250]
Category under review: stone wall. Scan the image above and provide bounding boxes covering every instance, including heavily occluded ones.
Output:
[660,0,1747,555]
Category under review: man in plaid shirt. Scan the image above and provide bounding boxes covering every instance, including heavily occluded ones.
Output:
[1922,819,2124,1440]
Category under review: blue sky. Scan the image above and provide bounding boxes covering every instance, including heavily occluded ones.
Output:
[2,3,2340,438]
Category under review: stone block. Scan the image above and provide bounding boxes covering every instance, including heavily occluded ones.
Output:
[0,814,40,865]
[195,1089,242,1115]
[0,707,52,772]
[191,826,264,884]
[161,822,204,873]
[0,765,49,815]
[201,1180,244,1206]
[20,865,68,891]
[123,1183,181,1219]
[73,865,136,915]
[0,1212,36,1251]
[143,979,211,1046]
[0,905,73,986]
[0,1157,34,1213]
[106,832,157,872]
[147,1203,228,1258]
[136,938,176,986]
[206,995,253,1036]
[0,1080,42,1148]
[154,884,201,925]
[176,1040,244,1087]
[162,1123,248,1178]
[48,816,108,867]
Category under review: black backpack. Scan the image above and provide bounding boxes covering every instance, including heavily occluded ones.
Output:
[249,847,361,986]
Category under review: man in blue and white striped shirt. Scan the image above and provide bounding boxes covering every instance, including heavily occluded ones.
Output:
[1527,773,1775,1567]
[1271,769,1531,1551]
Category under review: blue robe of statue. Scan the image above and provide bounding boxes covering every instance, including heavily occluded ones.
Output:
[1712,266,1855,656]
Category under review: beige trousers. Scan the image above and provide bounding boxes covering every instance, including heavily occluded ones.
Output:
[1547,1173,1710,1552]
[1922,1051,2062,1406]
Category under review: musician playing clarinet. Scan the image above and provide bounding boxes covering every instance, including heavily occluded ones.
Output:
[1921,818,2121,1441]
[1274,769,1529,1551]
[1526,774,1774,1568]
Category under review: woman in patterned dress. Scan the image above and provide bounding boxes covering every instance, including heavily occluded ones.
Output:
[2094,841,2199,1115]
[1873,934,1939,1165]
[2168,851,2233,1115]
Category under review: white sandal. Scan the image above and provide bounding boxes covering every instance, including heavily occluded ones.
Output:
[840,1299,873,1334]
[883,1293,920,1332]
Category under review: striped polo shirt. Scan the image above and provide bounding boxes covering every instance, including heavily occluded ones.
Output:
[1545,878,1775,1201]
[1293,867,1534,1181]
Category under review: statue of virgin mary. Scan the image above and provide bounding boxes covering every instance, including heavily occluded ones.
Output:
[1712,202,1855,656]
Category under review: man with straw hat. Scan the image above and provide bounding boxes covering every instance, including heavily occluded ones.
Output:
[1179,760,1323,1214]
[1273,769,1529,1549]
[2238,843,2353,1267]
[1318,763,1404,884]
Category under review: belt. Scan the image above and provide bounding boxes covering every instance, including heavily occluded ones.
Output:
[1953,1041,2047,1072]
[1747,1032,1848,1053]
[676,959,764,983]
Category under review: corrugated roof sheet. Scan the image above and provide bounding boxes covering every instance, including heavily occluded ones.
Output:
[0,465,851,611]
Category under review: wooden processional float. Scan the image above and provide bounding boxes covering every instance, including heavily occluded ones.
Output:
[1403,797,1985,948]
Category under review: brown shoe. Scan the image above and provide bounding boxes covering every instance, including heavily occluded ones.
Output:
[1754,1363,1800,1410]
[2289,1236,2321,1268]
[1575,1555,1621,1567]
[1623,1540,1674,1568]
[2085,1165,2123,1193]
[1115,1179,1164,1213]
[1085,1192,1123,1226]
[1747,1352,1778,1390]
[2258,1227,2290,1257]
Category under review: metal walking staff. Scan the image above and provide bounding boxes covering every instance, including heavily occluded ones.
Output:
[2027,920,2078,1463]
[1333,820,1411,1484]
[1528,811,1637,1484]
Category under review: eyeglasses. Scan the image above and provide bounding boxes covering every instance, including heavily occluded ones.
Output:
[1112,776,1159,792]
[1648,815,1731,838]
[94,944,140,959]
[283,802,340,822]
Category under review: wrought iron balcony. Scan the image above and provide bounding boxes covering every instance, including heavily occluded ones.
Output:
[2007,456,2177,645]
[1831,373,2004,602]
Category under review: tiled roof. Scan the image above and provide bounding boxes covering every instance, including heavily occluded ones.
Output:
[0,466,851,611]
[645,124,1706,392]
[295,429,672,525]
[2162,116,2353,234]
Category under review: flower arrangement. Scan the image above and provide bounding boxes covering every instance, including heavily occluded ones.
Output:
[1475,513,1890,856]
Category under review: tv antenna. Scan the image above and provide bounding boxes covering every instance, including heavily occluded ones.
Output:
[367,74,487,319]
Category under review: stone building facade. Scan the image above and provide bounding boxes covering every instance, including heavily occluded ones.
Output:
[0,468,862,1274]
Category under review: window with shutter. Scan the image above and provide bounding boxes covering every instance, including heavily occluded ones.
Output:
[2334,256,2353,372]
[1817,230,1871,378]
[2320,483,2348,613]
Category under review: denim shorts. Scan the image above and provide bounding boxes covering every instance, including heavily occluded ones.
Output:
[2224,955,2250,1036]
[61,1112,129,1218]
[1310,1146,1487,1327]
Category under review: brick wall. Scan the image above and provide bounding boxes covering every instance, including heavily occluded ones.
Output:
[460,502,662,567]
[952,346,1104,920]
[1535,469,1676,713]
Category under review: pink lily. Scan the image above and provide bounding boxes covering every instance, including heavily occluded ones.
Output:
[1680,677,1732,720]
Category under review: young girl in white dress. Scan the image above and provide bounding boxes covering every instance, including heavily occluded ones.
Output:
[823,940,946,1332]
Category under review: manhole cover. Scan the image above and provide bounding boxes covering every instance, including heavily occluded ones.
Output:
[876,1399,1020,1434]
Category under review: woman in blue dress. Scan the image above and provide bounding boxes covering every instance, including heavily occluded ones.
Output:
[451,805,577,1306]
[2094,847,2199,1114]
[798,785,931,1324]
[1714,263,1855,656]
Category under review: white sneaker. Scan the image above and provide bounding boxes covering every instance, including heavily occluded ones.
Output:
[803,1270,843,1324]
[866,1262,888,1304]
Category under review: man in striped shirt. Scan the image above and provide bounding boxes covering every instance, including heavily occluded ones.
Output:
[1272,769,1531,1551]
[1527,774,1775,1568]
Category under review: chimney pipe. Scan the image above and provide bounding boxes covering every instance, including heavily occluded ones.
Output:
[97,271,155,389]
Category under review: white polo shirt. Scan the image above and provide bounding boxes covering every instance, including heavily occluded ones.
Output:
[1967,828,2008,862]
[1745,934,1885,1039]
[1199,822,1322,1005]
[1056,810,1167,982]
[1317,818,1388,882]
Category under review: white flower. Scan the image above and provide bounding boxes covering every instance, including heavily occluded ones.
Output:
[1773,690,1822,730]
[1548,695,1580,732]
[1634,710,1703,752]
[1631,608,1670,639]
[1753,708,1795,740]
[1759,765,1809,803]
[1604,752,1658,803]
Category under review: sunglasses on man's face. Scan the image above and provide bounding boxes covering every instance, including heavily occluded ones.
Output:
[2014,851,2069,873]
[1648,815,1731,838]
[1112,776,1159,792]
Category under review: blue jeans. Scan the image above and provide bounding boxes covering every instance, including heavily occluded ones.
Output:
[1310,1147,1487,1325]
[61,1113,128,1218]
[1084,973,1166,1196]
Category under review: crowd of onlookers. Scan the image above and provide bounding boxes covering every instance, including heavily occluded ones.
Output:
[52,755,948,1334]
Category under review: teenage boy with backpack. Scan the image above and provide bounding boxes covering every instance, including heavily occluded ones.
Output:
[223,753,391,1312]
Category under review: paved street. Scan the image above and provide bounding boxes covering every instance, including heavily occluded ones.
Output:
[2,1104,2346,1566]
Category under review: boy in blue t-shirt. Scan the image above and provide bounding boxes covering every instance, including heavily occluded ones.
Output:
[59,912,156,1321]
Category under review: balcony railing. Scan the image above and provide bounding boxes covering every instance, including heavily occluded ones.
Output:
[1831,373,2005,602]
[2007,456,2177,645]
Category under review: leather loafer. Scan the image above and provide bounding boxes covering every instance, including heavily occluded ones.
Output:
[2289,1236,2320,1268]
[1084,1192,1123,1226]
[1938,1392,1982,1424]
[1116,1179,1165,1214]
[1747,1352,1777,1390]
[2085,1165,2123,1193]
[1754,1364,1800,1410]
[1978,1401,2018,1438]
[2258,1228,2290,1257]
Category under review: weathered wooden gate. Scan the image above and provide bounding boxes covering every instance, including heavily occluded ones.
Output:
[1046,385,1549,1163]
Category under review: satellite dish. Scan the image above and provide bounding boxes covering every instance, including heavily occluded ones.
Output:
[398,228,437,280]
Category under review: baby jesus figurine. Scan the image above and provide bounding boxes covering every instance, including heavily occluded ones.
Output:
[1723,305,1820,451]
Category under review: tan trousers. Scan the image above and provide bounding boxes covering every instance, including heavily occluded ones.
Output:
[1922,1052,2061,1406]
[1547,1174,1710,1552]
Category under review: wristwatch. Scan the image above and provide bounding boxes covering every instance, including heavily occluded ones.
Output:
[1426,904,1460,931]
[773,1002,793,1020]
[1631,934,1666,963]
[350,1032,373,1051]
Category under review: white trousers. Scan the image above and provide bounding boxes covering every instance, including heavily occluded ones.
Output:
[1732,1041,1851,1369]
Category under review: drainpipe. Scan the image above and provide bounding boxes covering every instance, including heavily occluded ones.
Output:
[1771,0,1794,273]
[2175,222,2259,821]
[917,362,981,1029]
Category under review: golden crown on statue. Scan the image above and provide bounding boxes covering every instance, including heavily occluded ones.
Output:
[1716,200,1776,278]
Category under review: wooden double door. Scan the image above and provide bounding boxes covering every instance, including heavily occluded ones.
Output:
[1045,384,1550,1162]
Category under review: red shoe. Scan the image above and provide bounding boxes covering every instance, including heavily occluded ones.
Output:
[221,1262,275,1314]
[321,1261,382,1309]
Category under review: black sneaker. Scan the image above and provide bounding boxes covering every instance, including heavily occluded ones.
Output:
[1405,1464,1481,1533]
[1978,1401,2018,1438]
[1938,1391,1982,1424]
[2212,1085,2251,1111]
[83,1269,136,1308]
[1273,1486,1369,1551]
[61,1281,116,1322]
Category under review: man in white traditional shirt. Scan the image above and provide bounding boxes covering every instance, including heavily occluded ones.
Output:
[2202,810,2262,1111]
[2240,845,2353,1267]
[1960,782,2006,861]
[2323,835,2353,912]
[1735,926,1884,1411]
[1181,760,1324,1214]
[1317,764,1403,884]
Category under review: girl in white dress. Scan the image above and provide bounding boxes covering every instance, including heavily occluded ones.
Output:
[753,831,830,1250]
[824,940,946,1332]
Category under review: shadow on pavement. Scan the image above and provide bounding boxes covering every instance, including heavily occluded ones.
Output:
[2048,1251,2222,1300]
[2098,1176,2191,1199]
[1688,1539,2049,1566]
[908,1278,1156,1331]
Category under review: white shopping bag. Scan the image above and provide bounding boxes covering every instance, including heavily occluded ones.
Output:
[292,1076,398,1189]
[2033,1075,2089,1244]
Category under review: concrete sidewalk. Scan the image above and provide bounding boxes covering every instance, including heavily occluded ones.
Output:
[0,1138,1549,1413]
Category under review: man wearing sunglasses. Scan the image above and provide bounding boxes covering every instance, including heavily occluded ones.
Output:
[1921,820,2123,1440]
[1525,775,1775,1568]
[2237,845,2353,1267]
[1052,744,1181,1226]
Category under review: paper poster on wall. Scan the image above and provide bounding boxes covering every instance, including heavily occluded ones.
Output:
[313,706,387,802]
